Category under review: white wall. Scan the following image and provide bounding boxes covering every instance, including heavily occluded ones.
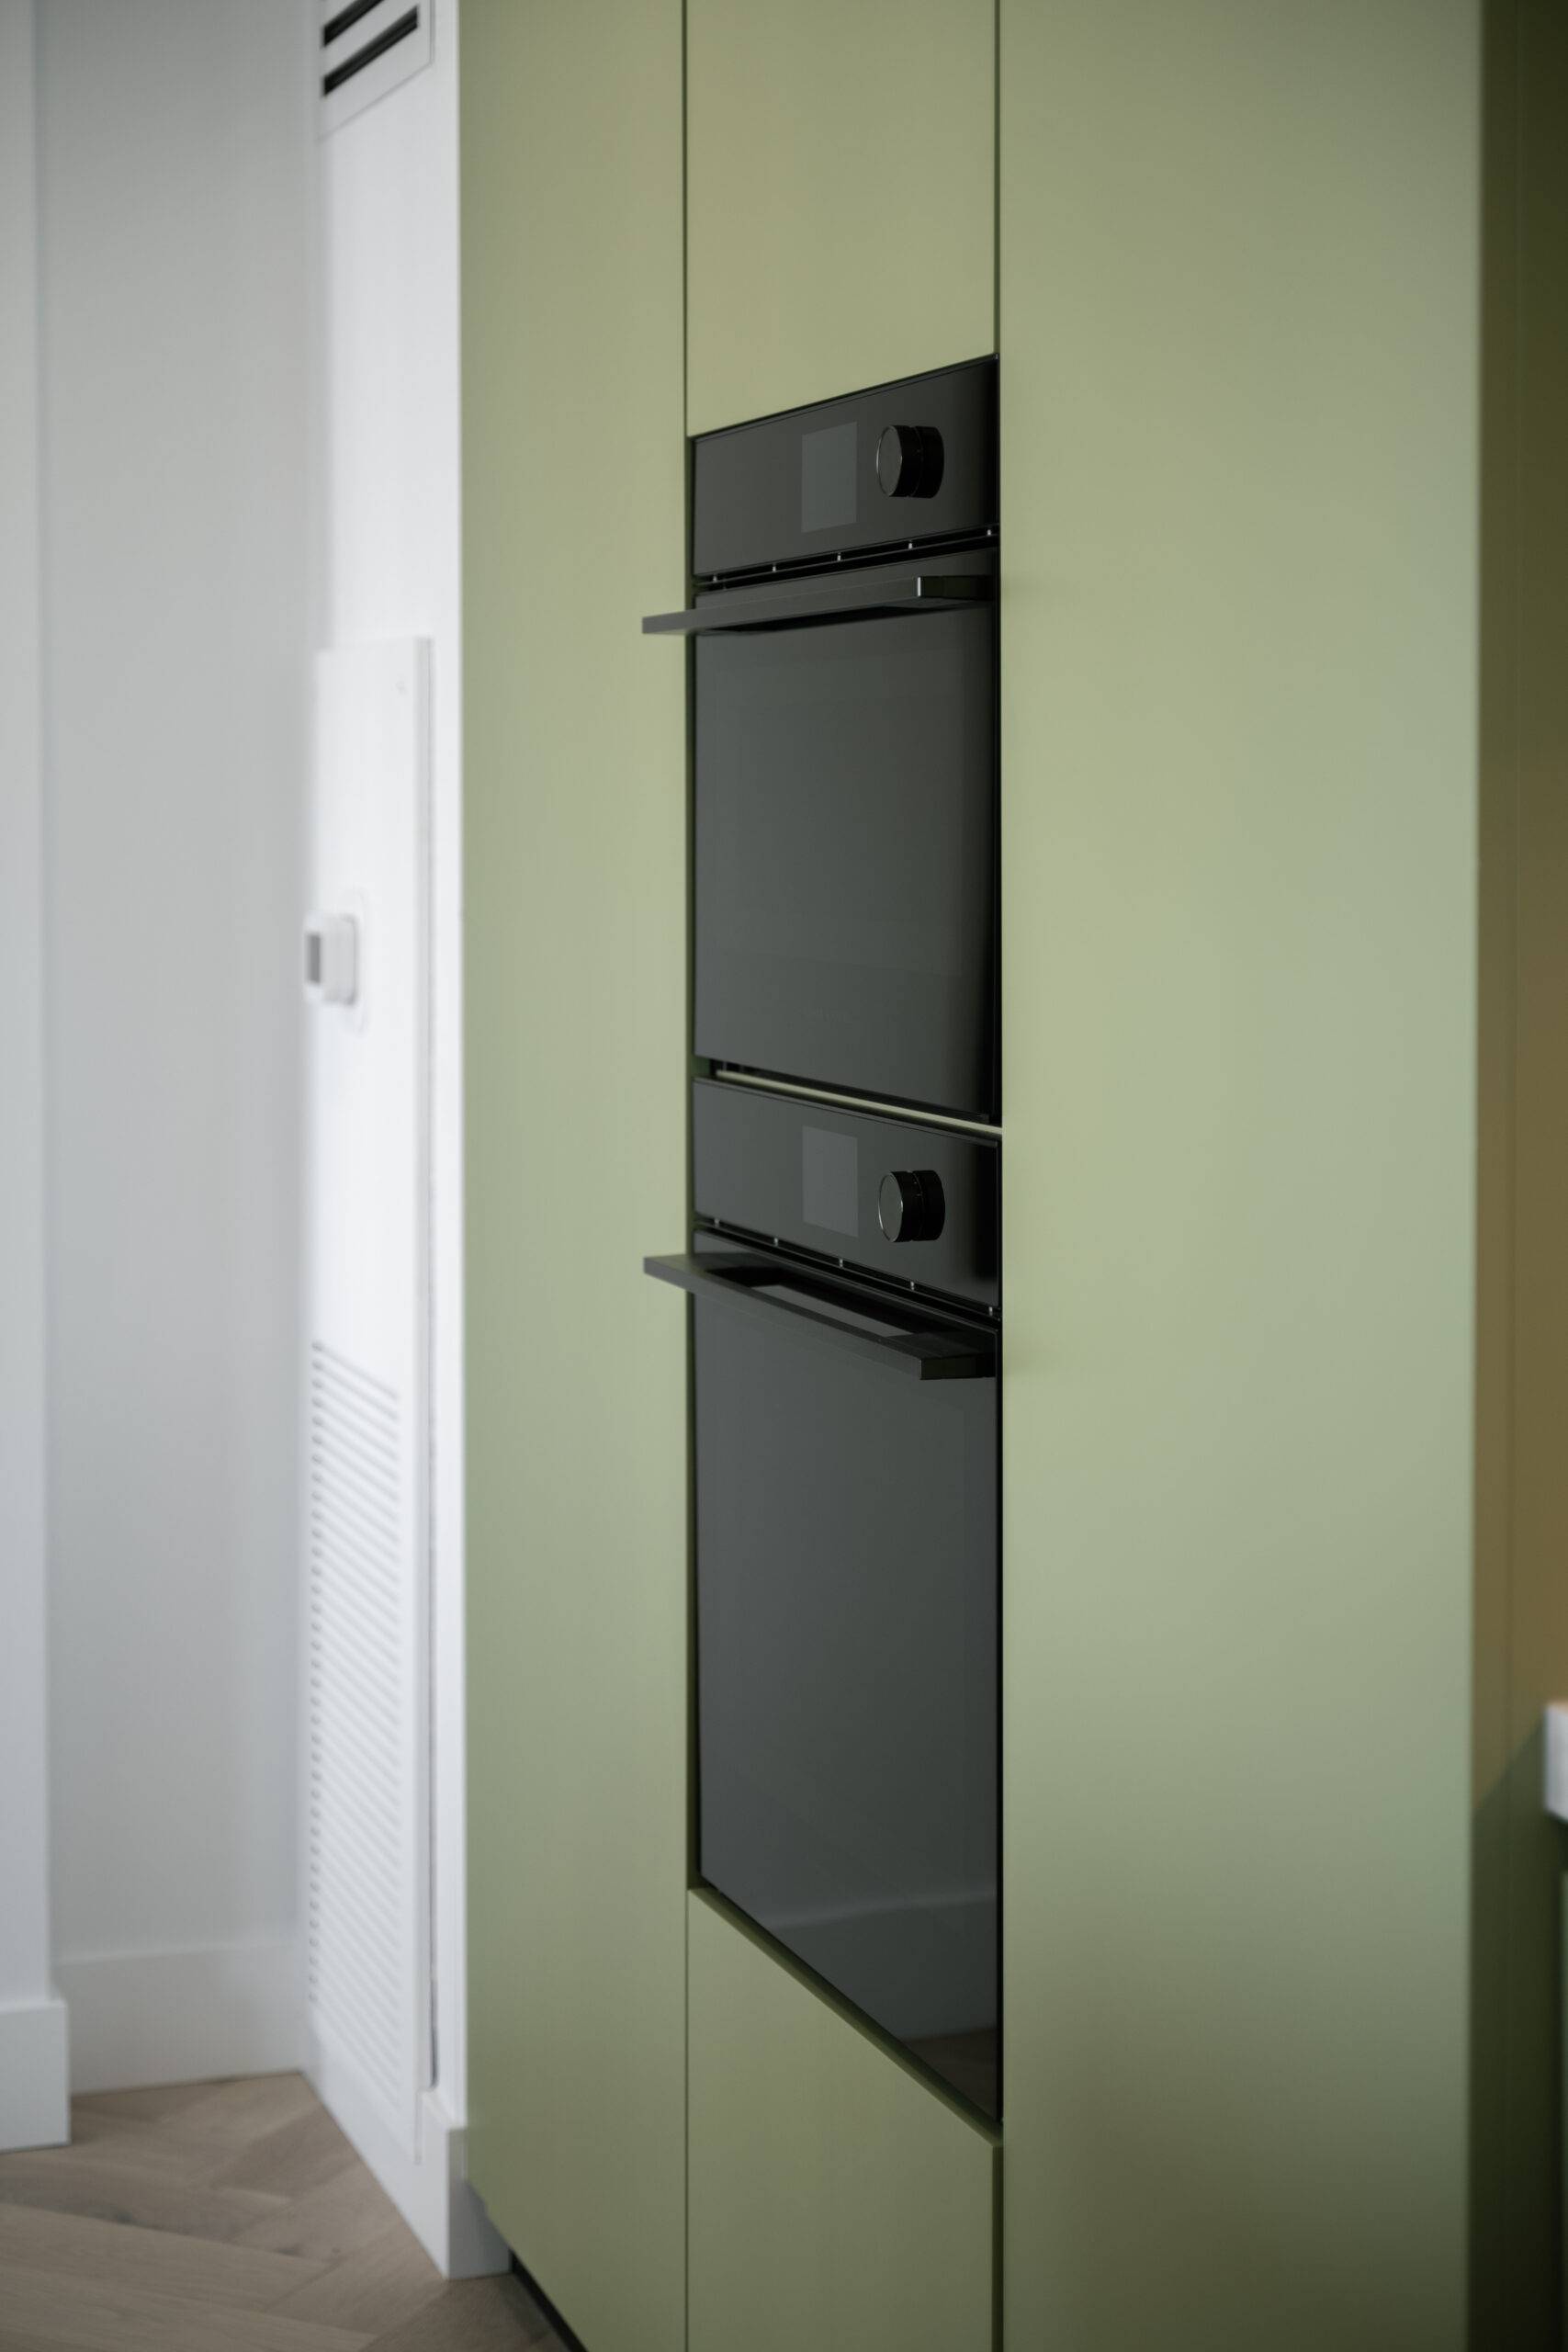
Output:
[37,0,311,2090]
[0,0,68,2153]
[313,2,491,2271]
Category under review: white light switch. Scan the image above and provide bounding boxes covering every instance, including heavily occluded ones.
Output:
[304,912,358,1007]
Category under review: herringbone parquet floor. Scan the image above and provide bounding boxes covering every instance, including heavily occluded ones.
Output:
[0,2073,564,2350]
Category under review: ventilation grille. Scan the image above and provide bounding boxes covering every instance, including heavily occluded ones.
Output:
[306,1340,417,2138]
[319,0,432,137]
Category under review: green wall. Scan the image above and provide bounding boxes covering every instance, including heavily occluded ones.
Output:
[999,5,1482,2344]
[460,6,688,2348]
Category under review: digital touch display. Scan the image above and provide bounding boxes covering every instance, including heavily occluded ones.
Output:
[802,1125,858,1238]
[800,422,857,534]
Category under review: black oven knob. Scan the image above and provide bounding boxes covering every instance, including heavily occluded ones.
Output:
[875,424,943,500]
[877,1170,945,1244]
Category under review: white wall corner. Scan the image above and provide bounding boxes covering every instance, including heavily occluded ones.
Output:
[39,0,308,2042]
[0,1996,70,2153]
[309,2024,507,2278]
[56,1941,305,2097]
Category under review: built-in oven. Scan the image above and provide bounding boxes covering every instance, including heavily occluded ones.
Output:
[647,1080,1000,2120]
[645,358,998,1125]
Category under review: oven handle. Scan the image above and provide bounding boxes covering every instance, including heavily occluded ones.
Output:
[641,571,992,637]
[643,1251,996,1382]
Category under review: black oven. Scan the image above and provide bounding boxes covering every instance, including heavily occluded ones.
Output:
[644,359,1002,2123]
[646,359,998,1125]
[649,1081,1000,2120]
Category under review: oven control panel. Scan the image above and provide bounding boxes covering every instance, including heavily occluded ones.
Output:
[692,1078,997,1313]
[692,356,996,580]
[874,423,943,501]
[877,1169,944,1243]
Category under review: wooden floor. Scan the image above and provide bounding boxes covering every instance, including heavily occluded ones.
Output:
[0,2074,565,2351]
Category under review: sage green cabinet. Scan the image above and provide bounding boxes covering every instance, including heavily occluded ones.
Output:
[687,1894,998,2352]
[458,5,1568,2347]
[460,6,687,2349]
[685,0,994,435]
[999,4,1484,2346]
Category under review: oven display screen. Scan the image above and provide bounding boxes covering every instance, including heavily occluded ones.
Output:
[802,1125,858,1238]
[800,422,856,534]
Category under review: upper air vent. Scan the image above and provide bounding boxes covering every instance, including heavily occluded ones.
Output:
[319,0,432,136]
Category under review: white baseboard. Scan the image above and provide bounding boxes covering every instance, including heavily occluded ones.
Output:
[309,2018,507,2279]
[0,1995,70,2150]
[56,1939,305,2096]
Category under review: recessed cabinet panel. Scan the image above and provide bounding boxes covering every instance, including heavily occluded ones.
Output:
[686,0,994,435]
[687,1893,998,2352]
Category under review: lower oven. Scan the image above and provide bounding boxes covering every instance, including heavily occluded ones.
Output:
[648,1080,1000,2119]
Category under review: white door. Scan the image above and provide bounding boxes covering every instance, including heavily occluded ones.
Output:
[304,639,431,2157]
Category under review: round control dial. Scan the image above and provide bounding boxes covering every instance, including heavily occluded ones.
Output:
[877,1169,946,1244]
[875,423,944,500]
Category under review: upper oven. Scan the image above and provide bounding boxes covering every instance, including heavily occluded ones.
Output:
[646,358,998,1124]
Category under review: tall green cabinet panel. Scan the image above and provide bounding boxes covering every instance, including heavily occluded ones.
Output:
[686,1894,998,2352]
[685,0,995,435]
[999,3,1482,2346]
[460,6,687,2349]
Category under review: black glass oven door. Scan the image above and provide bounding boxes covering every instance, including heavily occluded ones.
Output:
[693,560,998,1123]
[692,1271,999,2120]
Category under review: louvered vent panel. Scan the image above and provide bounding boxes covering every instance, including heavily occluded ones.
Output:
[319,0,433,137]
[307,640,429,2160]
[307,1340,417,2132]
